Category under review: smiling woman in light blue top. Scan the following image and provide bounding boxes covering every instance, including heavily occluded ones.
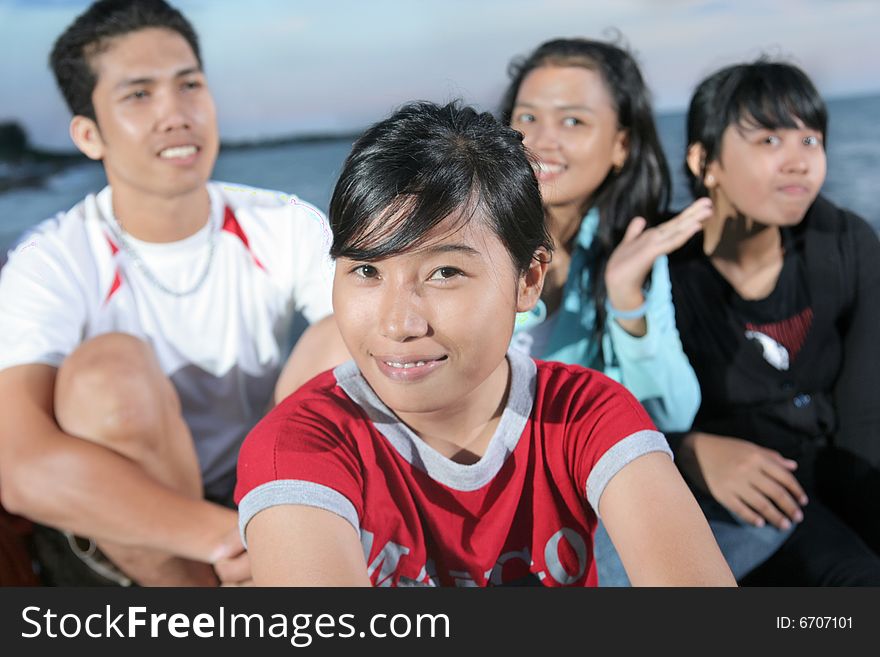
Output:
[501,38,714,585]
[512,207,702,432]
[501,38,710,434]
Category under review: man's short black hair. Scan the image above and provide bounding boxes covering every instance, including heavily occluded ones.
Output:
[50,0,202,121]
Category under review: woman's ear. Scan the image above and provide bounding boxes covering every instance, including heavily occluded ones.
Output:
[685,143,705,179]
[687,142,718,190]
[69,115,105,161]
[611,129,629,172]
[516,248,550,313]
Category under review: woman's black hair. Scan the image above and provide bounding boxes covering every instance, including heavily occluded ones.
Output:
[685,59,827,198]
[499,37,670,343]
[329,101,552,275]
[50,0,202,121]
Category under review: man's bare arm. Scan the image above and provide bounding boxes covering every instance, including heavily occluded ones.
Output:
[275,315,351,404]
[0,363,236,564]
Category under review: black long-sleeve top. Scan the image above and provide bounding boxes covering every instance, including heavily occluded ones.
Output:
[668,196,880,482]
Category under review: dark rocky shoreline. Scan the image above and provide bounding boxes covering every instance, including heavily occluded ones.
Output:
[0,120,358,194]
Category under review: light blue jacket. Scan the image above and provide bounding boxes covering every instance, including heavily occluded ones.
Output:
[514,208,700,432]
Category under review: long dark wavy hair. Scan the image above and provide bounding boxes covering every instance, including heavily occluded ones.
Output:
[500,37,671,347]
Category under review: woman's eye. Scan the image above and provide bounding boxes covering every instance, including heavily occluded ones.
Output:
[562,117,582,127]
[762,135,781,146]
[429,267,462,281]
[803,135,822,147]
[182,80,202,91]
[354,264,379,278]
[515,112,535,124]
[126,89,149,100]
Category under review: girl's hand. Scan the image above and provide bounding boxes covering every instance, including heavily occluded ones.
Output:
[678,432,809,530]
[604,197,713,312]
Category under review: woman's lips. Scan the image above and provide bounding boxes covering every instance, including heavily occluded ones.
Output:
[777,184,811,196]
[372,354,448,382]
[532,160,566,182]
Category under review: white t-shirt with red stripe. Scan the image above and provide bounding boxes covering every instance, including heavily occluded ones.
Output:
[235,350,671,586]
[0,182,334,499]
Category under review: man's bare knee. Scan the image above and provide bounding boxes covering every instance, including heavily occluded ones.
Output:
[55,333,179,460]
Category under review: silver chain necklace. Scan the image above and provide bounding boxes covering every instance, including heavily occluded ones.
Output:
[104,205,217,298]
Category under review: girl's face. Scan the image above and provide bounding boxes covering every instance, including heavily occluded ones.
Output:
[511,66,628,215]
[704,119,827,226]
[332,209,545,418]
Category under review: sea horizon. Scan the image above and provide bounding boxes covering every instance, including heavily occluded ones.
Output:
[1,92,877,261]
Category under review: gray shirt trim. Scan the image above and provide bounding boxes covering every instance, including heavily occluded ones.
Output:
[238,479,359,548]
[332,349,537,491]
[585,430,672,516]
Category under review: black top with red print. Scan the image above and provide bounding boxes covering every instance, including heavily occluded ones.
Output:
[669,195,880,478]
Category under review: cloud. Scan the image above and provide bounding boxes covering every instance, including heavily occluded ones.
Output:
[2,0,878,147]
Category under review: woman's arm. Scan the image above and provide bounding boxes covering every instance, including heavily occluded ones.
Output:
[599,452,736,586]
[246,505,371,586]
[601,200,712,432]
[832,214,880,468]
[605,254,701,432]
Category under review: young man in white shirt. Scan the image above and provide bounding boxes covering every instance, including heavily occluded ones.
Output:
[0,0,345,585]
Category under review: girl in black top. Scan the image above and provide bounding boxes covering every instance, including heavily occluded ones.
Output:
[669,60,880,585]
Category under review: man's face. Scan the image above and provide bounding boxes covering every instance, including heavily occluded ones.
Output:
[85,27,219,199]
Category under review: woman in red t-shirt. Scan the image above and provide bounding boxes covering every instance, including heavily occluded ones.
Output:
[235,101,734,587]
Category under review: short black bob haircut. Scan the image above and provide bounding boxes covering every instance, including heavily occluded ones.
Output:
[50,0,202,121]
[685,59,827,198]
[329,101,553,275]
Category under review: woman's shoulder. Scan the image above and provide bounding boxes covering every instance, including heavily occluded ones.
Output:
[666,229,706,272]
[800,195,874,239]
[797,196,878,270]
[534,358,613,390]
[257,367,367,441]
[533,359,653,423]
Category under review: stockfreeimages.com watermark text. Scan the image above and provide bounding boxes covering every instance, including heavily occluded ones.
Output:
[22,605,450,646]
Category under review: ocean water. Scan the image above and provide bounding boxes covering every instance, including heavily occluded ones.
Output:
[655,93,880,221]
[1,93,877,257]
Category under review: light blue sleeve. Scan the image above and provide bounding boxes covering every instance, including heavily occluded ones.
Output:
[603,255,700,432]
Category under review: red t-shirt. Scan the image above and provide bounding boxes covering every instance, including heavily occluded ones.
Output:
[235,349,670,586]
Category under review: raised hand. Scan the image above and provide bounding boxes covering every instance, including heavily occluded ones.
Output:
[604,197,713,314]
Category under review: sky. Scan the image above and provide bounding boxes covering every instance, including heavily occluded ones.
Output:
[0,0,878,151]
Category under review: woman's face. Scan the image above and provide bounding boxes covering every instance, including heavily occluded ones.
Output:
[332,209,544,418]
[704,119,827,226]
[511,66,628,215]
